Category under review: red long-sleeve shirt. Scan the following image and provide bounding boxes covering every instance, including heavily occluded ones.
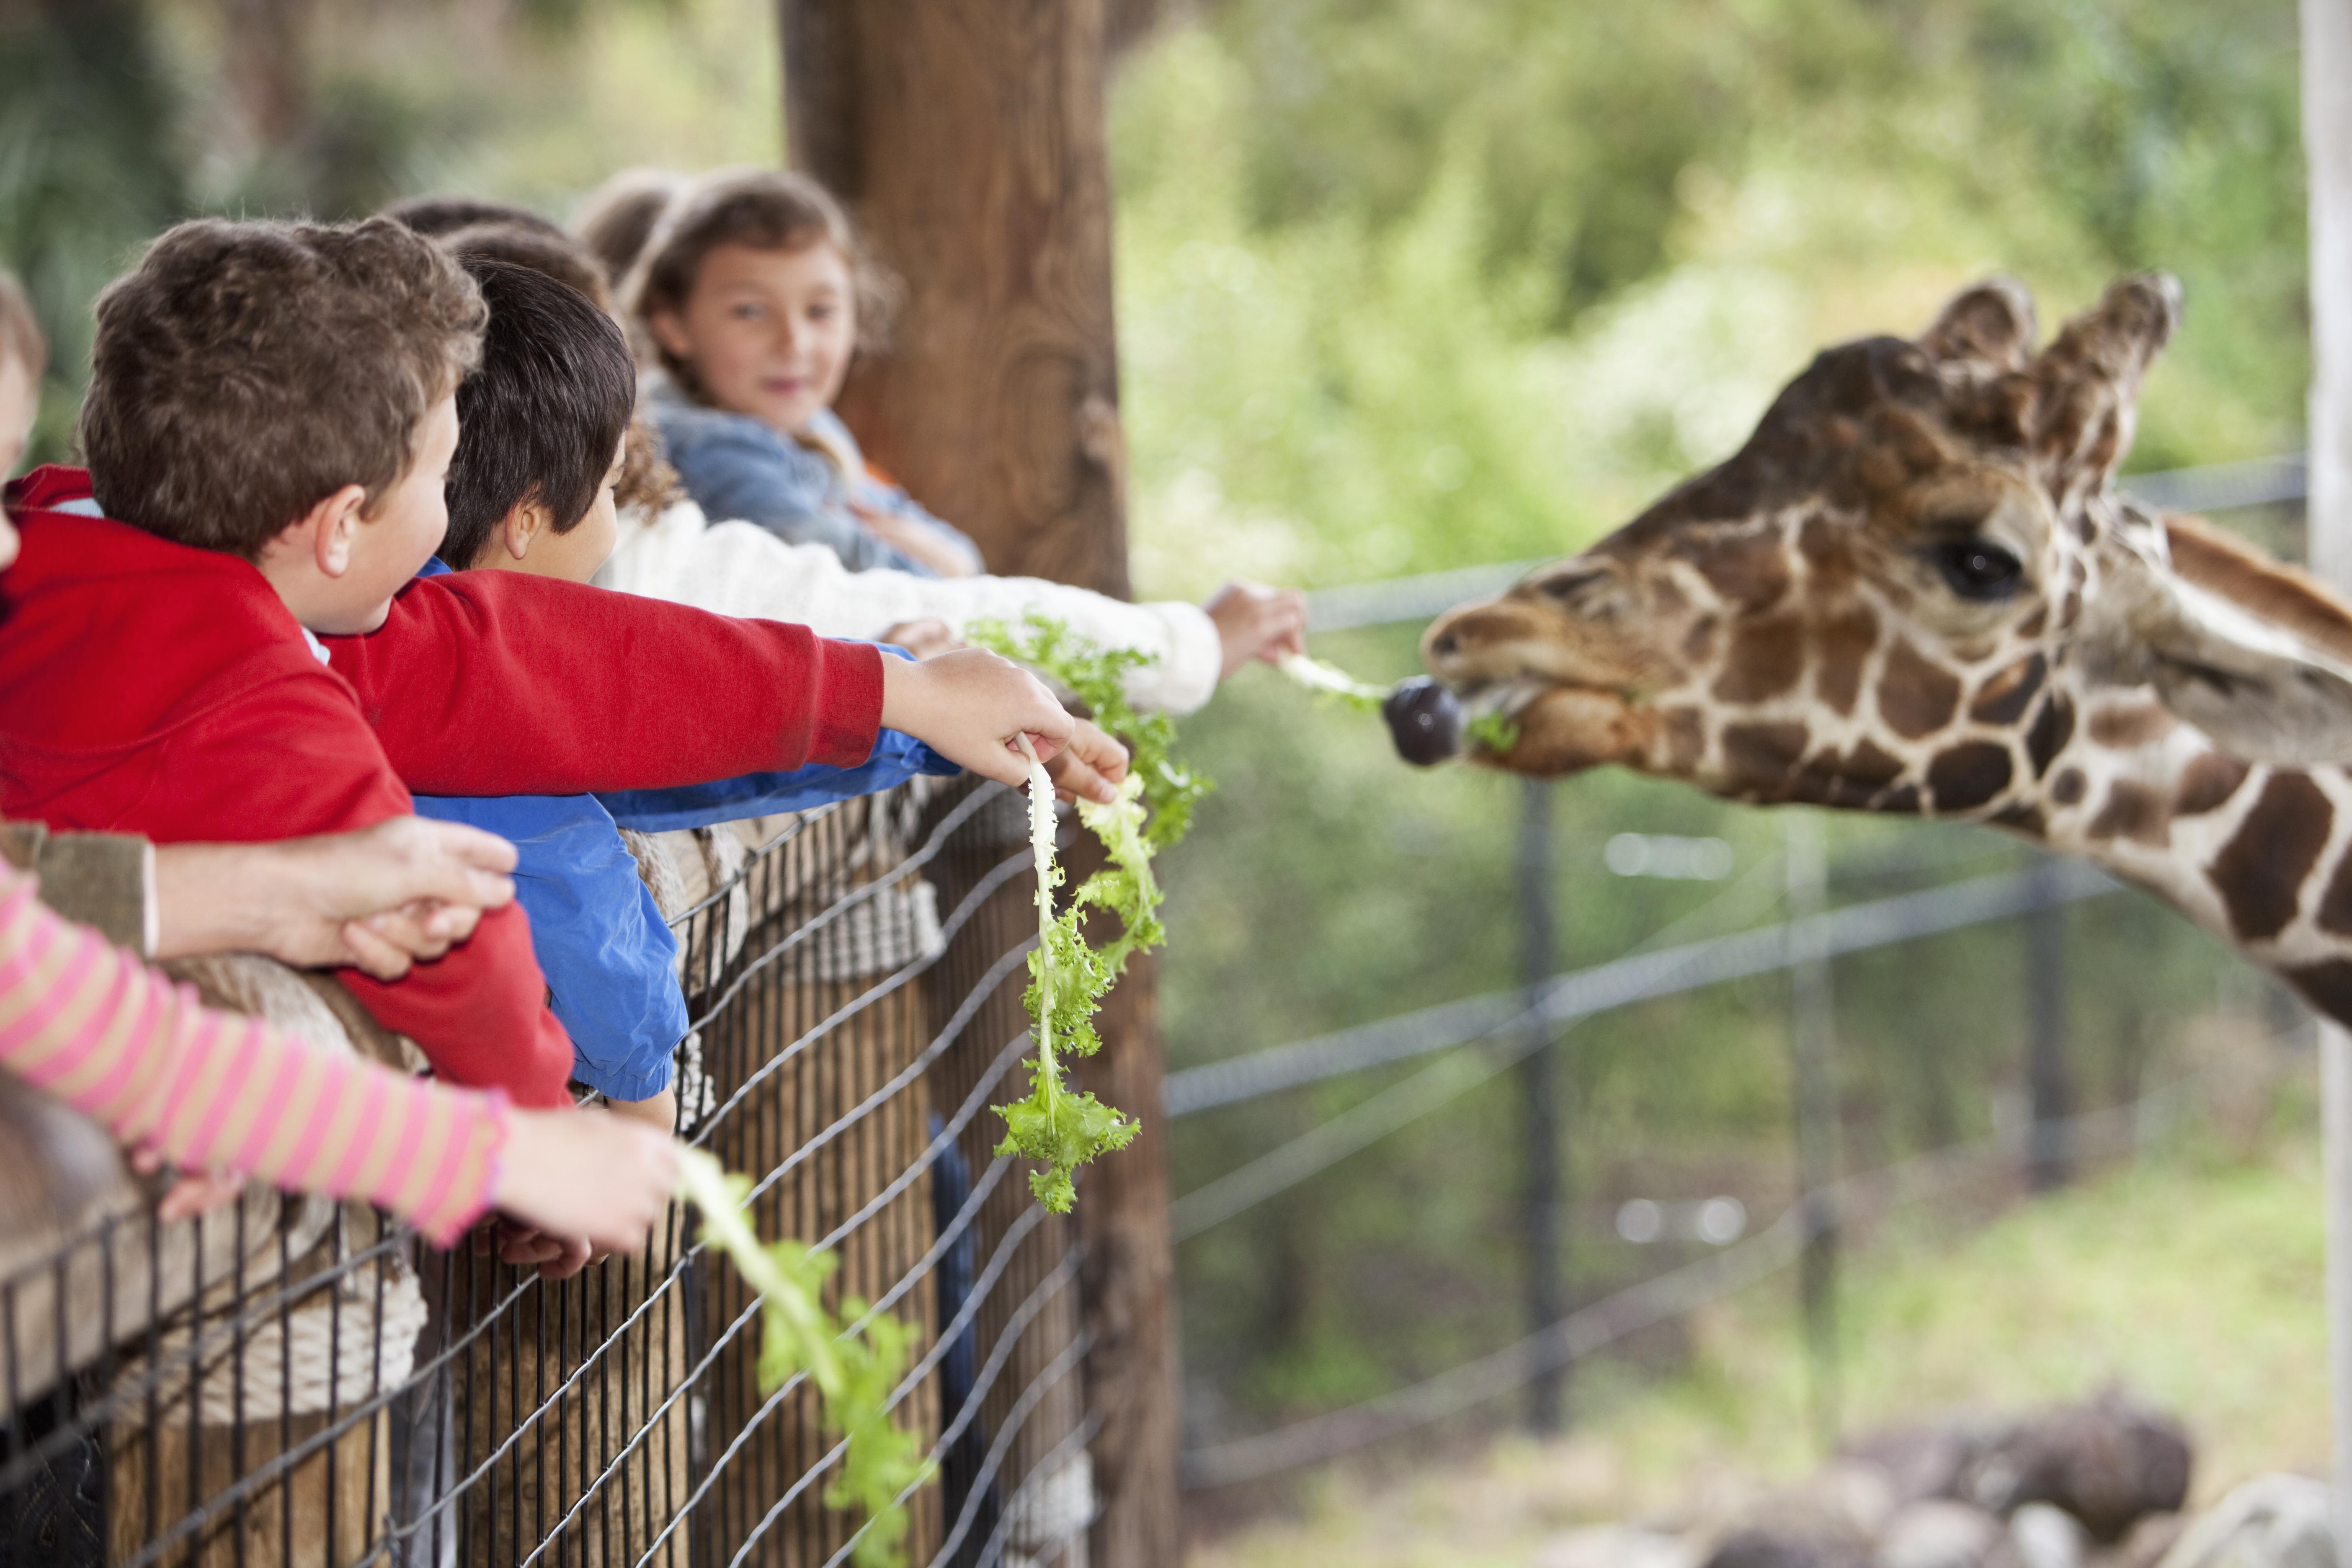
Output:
[0,466,885,1107]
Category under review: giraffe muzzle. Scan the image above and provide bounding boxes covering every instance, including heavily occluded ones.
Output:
[1382,677,1465,766]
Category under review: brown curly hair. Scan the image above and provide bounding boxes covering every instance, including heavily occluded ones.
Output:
[80,218,485,559]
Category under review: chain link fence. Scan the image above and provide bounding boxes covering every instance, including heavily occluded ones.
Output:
[0,775,1098,1568]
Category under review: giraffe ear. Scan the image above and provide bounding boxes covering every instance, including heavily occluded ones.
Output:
[2090,545,2352,765]
[2026,273,2181,491]
[1920,279,2037,371]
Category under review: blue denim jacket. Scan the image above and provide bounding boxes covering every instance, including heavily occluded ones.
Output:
[406,558,958,1102]
[646,380,982,576]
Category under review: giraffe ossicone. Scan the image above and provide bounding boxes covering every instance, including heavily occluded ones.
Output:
[1421,273,2352,1022]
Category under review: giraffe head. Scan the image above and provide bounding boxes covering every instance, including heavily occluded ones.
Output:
[1422,275,2352,832]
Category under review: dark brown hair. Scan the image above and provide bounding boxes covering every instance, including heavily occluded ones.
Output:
[626,166,897,392]
[0,271,46,382]
[80,218,485,558]
[432,220,680,516]
[571,168,688,291]
[382,193,568,242]
[440,257,637,568]
[442,221,615,316]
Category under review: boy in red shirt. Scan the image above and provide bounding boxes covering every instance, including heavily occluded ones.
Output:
[0,218,1116,1133]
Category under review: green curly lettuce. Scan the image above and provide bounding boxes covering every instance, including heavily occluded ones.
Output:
[1466,709,1522,754]
[677,1150,933,1567]
[968,613,1209,852]
[992,750,1144,1212]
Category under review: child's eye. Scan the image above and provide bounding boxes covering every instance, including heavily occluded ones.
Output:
[730,302,765,321]
[807,304,836,323]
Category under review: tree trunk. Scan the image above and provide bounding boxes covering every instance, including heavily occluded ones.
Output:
[782,0,1130,596]
[780,6,1179,1564]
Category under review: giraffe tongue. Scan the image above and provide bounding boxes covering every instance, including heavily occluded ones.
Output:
[1383,677,1465,767]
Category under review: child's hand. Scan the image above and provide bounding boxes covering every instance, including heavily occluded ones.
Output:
[490,1106,681,1267]
[1204,580,1309,679]
[879,648,1117,800]
[1043,719,1130,804]
[131,1148,247,1222]
[154,817,519,979]
[880,619,962,660]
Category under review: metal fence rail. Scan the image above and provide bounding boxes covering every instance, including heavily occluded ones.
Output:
[0,775,1093,1568]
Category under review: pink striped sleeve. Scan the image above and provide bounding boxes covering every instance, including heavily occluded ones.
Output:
[0,867,510,1246]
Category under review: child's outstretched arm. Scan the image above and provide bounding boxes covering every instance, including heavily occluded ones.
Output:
[877,648,1128,803]
[0,867,677,1251]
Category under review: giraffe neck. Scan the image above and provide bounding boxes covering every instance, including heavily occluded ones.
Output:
[2031,695,2352,1022]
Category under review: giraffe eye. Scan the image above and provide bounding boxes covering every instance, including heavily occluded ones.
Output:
[1931,539,2024,601]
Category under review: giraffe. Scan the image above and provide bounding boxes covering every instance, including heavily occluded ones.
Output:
[1416,272,2352,1024]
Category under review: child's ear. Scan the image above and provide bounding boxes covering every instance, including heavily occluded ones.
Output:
[647,308,694,363]
[498,496,555,562]
[268,485,368,579]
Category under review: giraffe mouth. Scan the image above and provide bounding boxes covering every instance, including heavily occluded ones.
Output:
[1445,674,1652,777]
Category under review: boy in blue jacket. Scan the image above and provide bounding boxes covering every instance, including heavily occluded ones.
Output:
[414,253,956,1133]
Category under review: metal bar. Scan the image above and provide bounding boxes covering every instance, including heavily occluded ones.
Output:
[1515,780,1566,1435]
[1166,861,2120,1116]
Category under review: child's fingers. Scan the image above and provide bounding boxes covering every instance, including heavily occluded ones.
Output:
[157,1170,245,1222]
[339,919,416,981]
[407,816,521,879]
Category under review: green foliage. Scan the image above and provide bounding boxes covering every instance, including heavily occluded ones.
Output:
[970,612,1210,851]
[1464,711,1519,756]
[993,757,1150,1212]
[677,1151,931,1567]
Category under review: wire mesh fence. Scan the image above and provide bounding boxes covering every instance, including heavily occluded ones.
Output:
[0,774,1099,1568]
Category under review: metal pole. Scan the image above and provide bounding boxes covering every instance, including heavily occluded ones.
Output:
[2024,857,2073,1191]
[1517,778,1567,1434]
[1783,811,1841,1453]
[2305,1,2352,1548]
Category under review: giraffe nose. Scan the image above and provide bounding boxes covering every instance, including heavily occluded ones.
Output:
[1429,629,1461,659]
[1384,677,1464,766]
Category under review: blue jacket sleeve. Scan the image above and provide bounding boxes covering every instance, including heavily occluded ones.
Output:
[597,728,961,833]
[409,794,684,1102]
[665,416,934,576]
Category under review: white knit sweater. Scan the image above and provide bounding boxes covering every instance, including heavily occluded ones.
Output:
[596,500,1226,715]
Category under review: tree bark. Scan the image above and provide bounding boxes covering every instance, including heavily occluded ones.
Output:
[781,6,1180,1563]
[783,0,1130,596]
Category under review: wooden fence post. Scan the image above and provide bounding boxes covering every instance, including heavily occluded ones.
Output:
[779,5,1180,1563]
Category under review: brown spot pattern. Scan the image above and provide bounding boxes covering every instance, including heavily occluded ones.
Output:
[2050,767,2086,806]
[1787,739,1907,809]
[1878,640,1963,739]
[1877,784,1922,814]
[1813,607,1877,717]
[1926,741,2014,814]
[1714,619,1807,704]
[2208,773,2332,942]
[1968,654,2046,726]
[2024,694,2074,778]
[1689,531,1790,611]
[2174,753,2250,816]
[1683,616,1720,663]
[1720,721,1809,796]
[2316,852,2352,938]
[2287,959,2352,1027]
[2086,704,2177,748]
[2087,781,2166,844]
[1991,802,2047,837]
